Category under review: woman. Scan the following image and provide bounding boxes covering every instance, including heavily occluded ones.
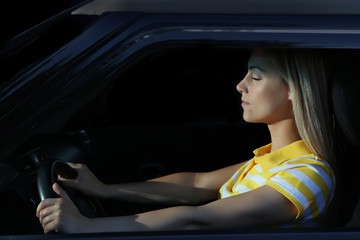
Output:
[36,48,336,233]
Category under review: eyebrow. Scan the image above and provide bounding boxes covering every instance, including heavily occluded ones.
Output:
[248,65,267,72]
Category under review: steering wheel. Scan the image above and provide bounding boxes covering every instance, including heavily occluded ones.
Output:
[37,159,106,218]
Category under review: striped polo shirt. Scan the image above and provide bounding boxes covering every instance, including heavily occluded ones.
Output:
[219,140,335,226]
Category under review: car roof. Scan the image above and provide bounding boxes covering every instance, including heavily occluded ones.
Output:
[73,0,360,15]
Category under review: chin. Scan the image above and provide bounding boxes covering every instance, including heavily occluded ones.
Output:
[243,115,266,124]
[243,117,258,123]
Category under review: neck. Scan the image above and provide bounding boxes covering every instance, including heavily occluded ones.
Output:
[267,118,301,153]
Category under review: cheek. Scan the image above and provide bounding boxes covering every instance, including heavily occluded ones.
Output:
[267,90,292,116]
[255,84,284,104]
[254,85,291,115]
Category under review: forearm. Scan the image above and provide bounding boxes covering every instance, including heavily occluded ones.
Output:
[85,206,197,232]
[85,186,297,233]
[38,185,297,234]
[81,196,268,233]
[101,172,218,205]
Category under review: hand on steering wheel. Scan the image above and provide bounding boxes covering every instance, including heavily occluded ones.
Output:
[37,159,106,225]
[57,162,106,198]
[36,182,90,234]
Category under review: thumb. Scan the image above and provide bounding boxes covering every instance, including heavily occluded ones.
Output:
[53,182,72,202]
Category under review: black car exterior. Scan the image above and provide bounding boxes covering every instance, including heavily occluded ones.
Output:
[1,0,360,239]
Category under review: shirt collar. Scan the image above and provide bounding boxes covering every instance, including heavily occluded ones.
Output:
[252,140,313,169]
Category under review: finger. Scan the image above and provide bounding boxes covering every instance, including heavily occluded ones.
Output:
[53,183,72,202]
[43,218,59,235]
[41,207,59,227]
[39,204,57,224]
[36,199,57,218]
[58,174,77,183]
[66,162,83,169]
[38,200,63,223]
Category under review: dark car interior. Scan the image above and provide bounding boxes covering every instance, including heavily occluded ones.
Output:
[0,42,271,235]
[1,9,360,237]
[330,53,360,227]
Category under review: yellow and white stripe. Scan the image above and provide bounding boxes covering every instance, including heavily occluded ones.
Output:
[219,140,335,226]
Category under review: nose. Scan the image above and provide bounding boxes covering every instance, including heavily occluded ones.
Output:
[236,76,248,94]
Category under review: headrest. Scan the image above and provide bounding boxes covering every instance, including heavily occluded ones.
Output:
[332,53,360,146]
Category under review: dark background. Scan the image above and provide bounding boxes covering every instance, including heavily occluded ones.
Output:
[1,0,85,44]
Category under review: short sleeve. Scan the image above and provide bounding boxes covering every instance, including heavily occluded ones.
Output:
[265,160,335,222]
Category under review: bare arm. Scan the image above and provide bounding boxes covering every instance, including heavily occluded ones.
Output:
[99,185,297,232]
[37,184,297,233]
[61,162,246,206]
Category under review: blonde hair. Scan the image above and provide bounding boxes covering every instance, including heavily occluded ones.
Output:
[266,49,334,164]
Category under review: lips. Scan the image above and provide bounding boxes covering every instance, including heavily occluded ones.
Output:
[241,99,249,107]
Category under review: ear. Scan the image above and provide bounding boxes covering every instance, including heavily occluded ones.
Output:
[288,89,293,101]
